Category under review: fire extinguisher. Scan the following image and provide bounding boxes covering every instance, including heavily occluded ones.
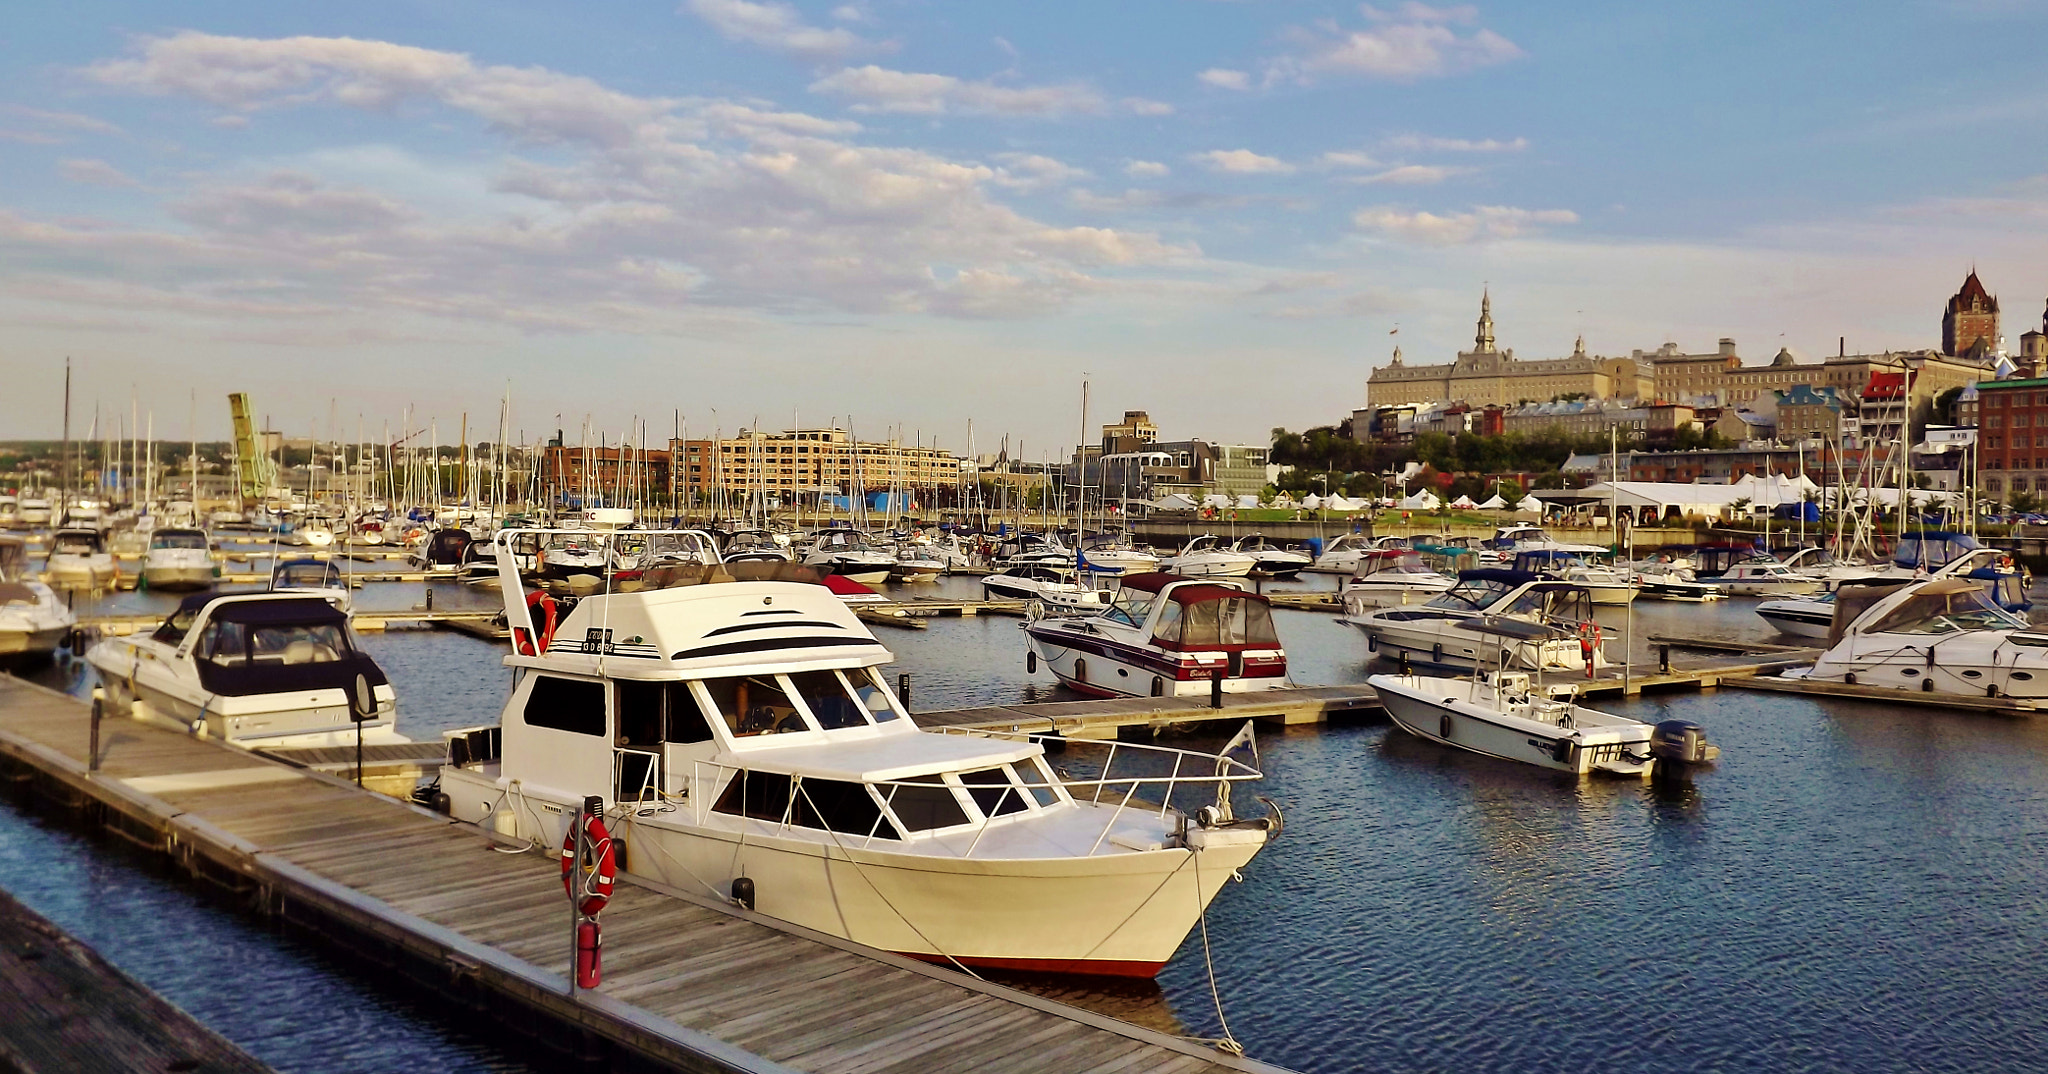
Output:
[576,920,603,989]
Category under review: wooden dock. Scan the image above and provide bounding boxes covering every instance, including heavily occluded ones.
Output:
[0,675,1299,1074]
[918,685,1385,738]
[0,886,274,1074]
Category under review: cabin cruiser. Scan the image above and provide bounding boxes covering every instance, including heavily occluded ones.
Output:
[1630,560,1723,602]
[990,532,1073,571]
[1481,524,1555,562]
[1681,544,1819,597]
[141,528,215,591]
[1370,619,1716,776]
[1781,578,2048,699]
[721,528,795,565]
[800,530,896,585]
[1157,535,1256,579]
[1757,535,2033,637]
[1513,547,1637,606]
[889,544,948,583]
[63,500,105,527]
[0,537,73,663]
[981,566,1111,611]
[1338,550,1455,613]
[411,528,475,574]
[1340,569,1609,673]
[43,528,117,590]
[1755,590,1835,638]
[1232,535,1311,578]
[1075,534,1158,575]
[87,592,401,749]
[18,498,53,527]
[1307,534,1375,575]
[1023,573,1287,699]
[271,558,354,611]
[434,529,1277,977]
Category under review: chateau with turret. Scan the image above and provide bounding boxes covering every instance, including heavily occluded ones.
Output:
[1365,292,1655,407]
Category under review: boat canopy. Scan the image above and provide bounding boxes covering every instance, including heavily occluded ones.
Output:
[1116,572,1188,594]
[1892,531,1980,570]
[422,528,474,566]
[182,596,388,698]
[0,537,27,583]
[1149,588,1280,652]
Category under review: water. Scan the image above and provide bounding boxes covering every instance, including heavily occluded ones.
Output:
[20,564,2048,1073]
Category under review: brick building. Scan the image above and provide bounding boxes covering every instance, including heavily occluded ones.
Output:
[1974,378,2048,501]
[1943,271,1999,359]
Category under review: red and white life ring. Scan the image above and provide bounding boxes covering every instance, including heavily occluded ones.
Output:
[560,810,616,917]
[1577,621,1603,679]
[517,589,558,656]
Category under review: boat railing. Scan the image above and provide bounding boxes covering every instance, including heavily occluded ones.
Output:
[671,738,1261,857]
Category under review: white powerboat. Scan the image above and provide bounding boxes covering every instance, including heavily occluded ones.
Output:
[1512,547,1638,606]
[1756,591,1834,638]
[87,591,402,749]
[411,527,475,574]
[43,528,117,590]
[981,565,1110,611]
[1231,535,1311,578]
[18,498,53,527]
[800,530,895,585]
[991,532,1073,571]
[1022,572,1288,699]
[1370,619,1715,776]
[1157,535,1256,579]
[1685,544,1820,597]
[0,537,73,663]
[1075,534,1158,575]
[141,528,215,591]
[1341,568,1610,673]
[721,528,794,565]
[433,528,1277,977]
[1307,534,1374,575]
[271,558,354,612]
[889,544,948,583]
[1339,550,1455,614]
[1631,561,1724,602]
[1784,577,2048,699]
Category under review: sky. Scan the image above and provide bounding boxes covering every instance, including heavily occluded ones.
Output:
[3,0,2047,455]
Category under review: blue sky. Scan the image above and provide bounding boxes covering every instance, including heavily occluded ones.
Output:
[4,0,2046,452]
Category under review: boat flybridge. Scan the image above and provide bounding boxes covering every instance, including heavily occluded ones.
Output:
[87,592,401,749]
[1370,618,1716,777]
[1022,572,1289,698]
[436,528,1278,977]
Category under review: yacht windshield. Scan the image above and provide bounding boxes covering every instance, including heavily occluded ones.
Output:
[152,531,207,551]
[1865,587,2025,635]
[1428,577,1516,611]
[1102,589,1156,628]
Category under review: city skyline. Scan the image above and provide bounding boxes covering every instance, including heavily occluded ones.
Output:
[4,0,2047,447]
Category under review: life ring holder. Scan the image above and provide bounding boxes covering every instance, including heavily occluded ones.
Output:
[561,808,616,916]
[520,589,559,656]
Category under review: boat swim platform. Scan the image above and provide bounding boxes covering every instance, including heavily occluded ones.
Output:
[0,675,1300,1074]
[0,885,275,1074]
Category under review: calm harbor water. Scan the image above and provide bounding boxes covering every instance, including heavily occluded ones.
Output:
[14,556,2048,1073]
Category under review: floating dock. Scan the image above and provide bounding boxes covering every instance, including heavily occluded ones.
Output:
[919,685,1385,738]
[1723,674,2041,714]
[0,886,274,1074]
[0,676,1298,1074]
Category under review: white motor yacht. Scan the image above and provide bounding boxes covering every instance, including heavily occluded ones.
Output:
[800,530,896,585]
[271,558,354,612]
[1157,535,1257,579]
[1755,591,1834,638]
[1512,547,1638,606]
[1232,534,1312,578]
[889,544,948,583]
[87,592,402,749]
[1307,534,1375,575]
[1631,561,1724,602]
[721,528,795,565]
[1341,568,1609,673]
[18,498,53,527]
[1783,578,2048,699]
[433,529,1278,977]
[1339,550,1455,614]
[1075,534,1159,575]
[1370,619,1716,776]
[981,566,1110,611]
[141,527,215,591]
[1022,573,1288,699]
[411,527,476,574]
[1714,560,1820,597]
[0,537,74,663]
[43,528,117,590]
[991,532,1073,572]
[0,495,16,529]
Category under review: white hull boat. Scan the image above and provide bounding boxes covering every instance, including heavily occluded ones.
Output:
[1342,569,1609,674]
[1784,578,2048,700]
[1373,673,1656,775]
[1306,535,1374,575]
[141,528,215,591]
[1755,594,1833,638]
[0,537,73,661]
[1338,550,1454,614]
[43,529,117,590]
[1023,573,1287,699]
[433,528,1277,977]
[1158,536,1255,579]
[87,592,402,749]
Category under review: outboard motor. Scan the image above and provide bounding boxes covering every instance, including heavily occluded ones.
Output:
[1650,720,1720,765]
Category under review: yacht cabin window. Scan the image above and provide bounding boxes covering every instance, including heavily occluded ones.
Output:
[151,531,208,551]
[250,623,347,664]
[789,670,865,730]
[699,675,809,736]
[847,669,902,723]
[883,775,970,831]
[1102,591,1156,629]
[523,675,608,737]
[709,770,904,839]
[959,768,1029,818]
[1012,760,1060,807]
[195,621,247,664]
[614,681,717,745]
[153,604,203,646]
[1865,589,2024,635]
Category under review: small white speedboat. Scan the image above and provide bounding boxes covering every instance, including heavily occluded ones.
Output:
[1307,534,1375,575]
[0,537,73,663]
[1342,568,1610,674]
[800,529,896,585]
[1232,534,1311,578]
[141,527,215,591]
[1158,535,1256,579]
[1512,547,1638,605]
[87,591,402,749]
[1339,550,1454,613]
[43,528,117,590]
[982,566,1110,611]
[1370,621,1715,776]
[1756,591,1834,638]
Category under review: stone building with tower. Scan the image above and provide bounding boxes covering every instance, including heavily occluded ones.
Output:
[1944,271,1999,360]
[1365,292,1654,407]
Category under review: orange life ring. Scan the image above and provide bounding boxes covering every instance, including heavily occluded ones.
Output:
[560,810,616,916]
[519,589,558,656]
[1577,621,1602,677]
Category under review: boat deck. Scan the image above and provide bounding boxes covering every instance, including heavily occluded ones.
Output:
[0,675,1297,1074]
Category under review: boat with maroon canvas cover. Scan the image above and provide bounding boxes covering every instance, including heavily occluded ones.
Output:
[1022,572,1289,698]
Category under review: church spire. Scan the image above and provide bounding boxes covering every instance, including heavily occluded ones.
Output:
[1474,287,1496,353]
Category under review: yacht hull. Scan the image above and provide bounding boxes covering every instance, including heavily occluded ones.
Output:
[87,637,402,749]
[445,768,1267,977]
[1755,601,1832,638]
[1024,624,1286,699]
[0,625,68,658]
[142,565,215,590]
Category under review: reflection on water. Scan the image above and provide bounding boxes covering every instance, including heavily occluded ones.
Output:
[19,571,2048,1073]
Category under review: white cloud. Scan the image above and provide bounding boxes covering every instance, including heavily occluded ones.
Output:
[1347,164,1471,185]
[58,158,140,188]
[1265,7,1522,84]
[682,0,883,60]
[1198,68,1251,90]
[1320,150,1381,169]
[1352,204,1577,244]
[1383,133,1527,153]
[1,104,124,136]
[1122,97,1175,116]
[54,31,1191,330]
[808,65,1105,116]
[1193,148,1294,175]
[1124,160,1170,178]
